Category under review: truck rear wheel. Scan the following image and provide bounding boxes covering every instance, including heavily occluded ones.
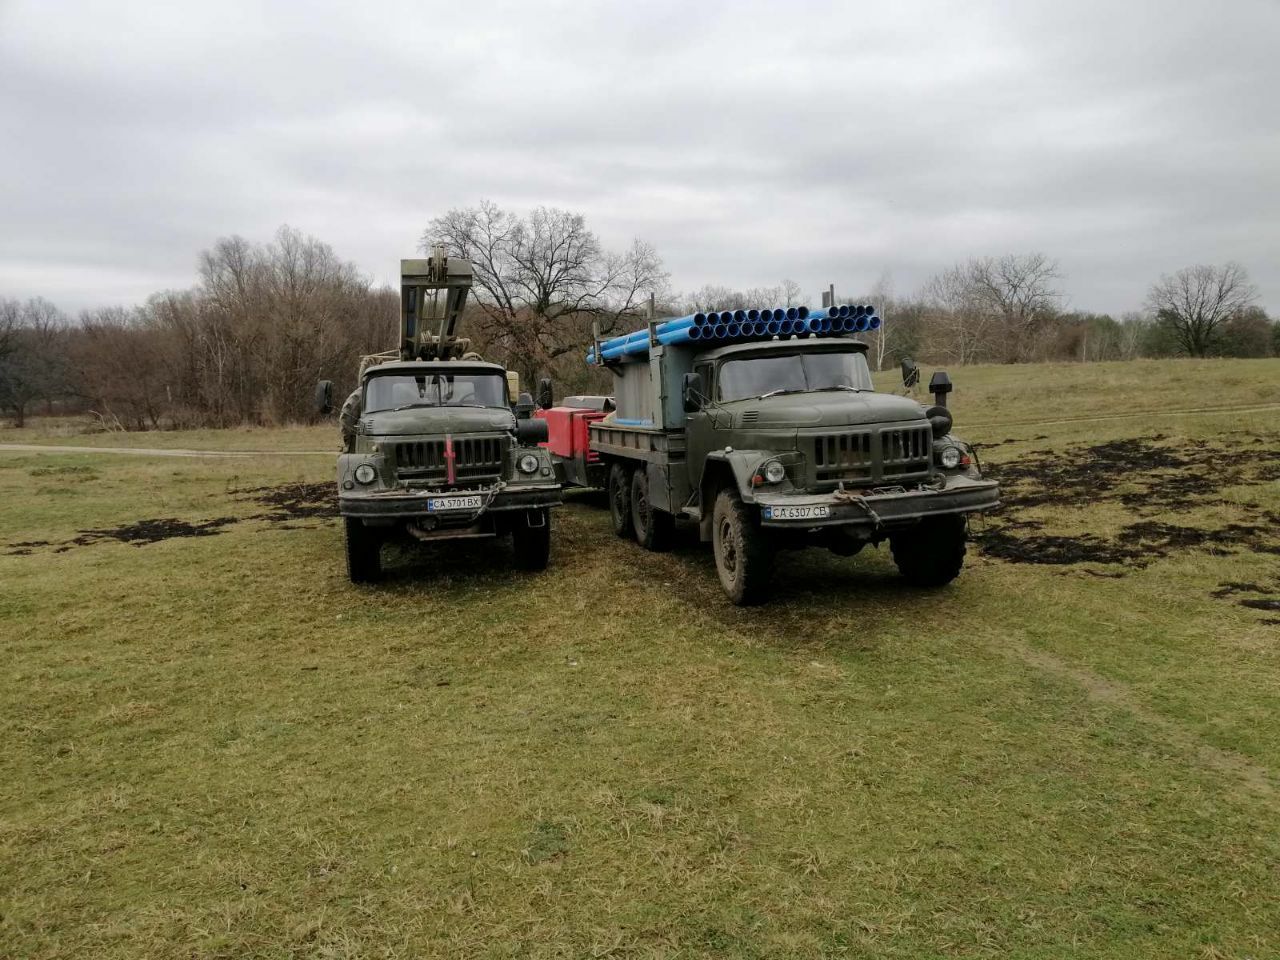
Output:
[890,515,966,587]
[512,509,552,571]
[631,469,673,551]
[607,463,634,540]
[712,489,773,605]
[344,518,382,584]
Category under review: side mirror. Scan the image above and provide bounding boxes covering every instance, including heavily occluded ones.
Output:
[928,371,953,408]
[515,391,535,420]
[900,358,920,389]
[314,379,334,416]
[682,372,704,413]
[536,377,554,410]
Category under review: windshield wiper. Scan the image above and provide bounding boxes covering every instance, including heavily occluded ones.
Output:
[754,388,804,400]
[391,401,439,412]
[813,385,863,393]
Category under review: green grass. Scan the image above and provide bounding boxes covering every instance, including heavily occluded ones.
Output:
[2,358,1279,958]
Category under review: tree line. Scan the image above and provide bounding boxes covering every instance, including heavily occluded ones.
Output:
[2,206,1276,429]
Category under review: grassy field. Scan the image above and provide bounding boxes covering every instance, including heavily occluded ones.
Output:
[2,358,1278,959]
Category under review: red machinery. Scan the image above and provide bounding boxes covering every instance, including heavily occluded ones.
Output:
[535,397,612,488]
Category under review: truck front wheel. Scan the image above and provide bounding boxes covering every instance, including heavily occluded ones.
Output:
[890,515,967,587]
[631,469,673,551]
[607,463,634,540]
[712,489,773,605]
[344,518,382,584]
[512,509,552,571]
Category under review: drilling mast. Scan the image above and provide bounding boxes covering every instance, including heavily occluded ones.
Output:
[399,245,474,360]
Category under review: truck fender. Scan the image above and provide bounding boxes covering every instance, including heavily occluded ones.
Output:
[697,451,770,541]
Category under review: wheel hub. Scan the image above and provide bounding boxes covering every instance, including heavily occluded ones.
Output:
[718,517,737,575]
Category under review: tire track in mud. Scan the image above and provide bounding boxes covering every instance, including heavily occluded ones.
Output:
[964,401,1280,432]
[1008,642,1278,803]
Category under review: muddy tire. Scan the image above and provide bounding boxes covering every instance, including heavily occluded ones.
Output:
[712,488,773,605]
[890,515,967,587]
[608,463,634,540]
[631,468,673,552]
[344,517,381,584]
[512,509,552,571]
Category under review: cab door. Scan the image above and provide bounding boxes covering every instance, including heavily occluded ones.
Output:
[683,360,720,508]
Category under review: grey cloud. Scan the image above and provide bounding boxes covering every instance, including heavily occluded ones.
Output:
[2,0,1277,315]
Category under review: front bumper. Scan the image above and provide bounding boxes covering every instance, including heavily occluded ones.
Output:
[756,475,999,531]
[340,483,562,519]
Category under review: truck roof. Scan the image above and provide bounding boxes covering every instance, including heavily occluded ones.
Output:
[363,359,507,378]
[692,336,870,363]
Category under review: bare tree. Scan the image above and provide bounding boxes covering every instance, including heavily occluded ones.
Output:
[1146,262,1258,357]
[0,298,70,427]
[425,201,668,383]
[0,299,19,364]
[922,265,994,365]
[863,273,894,371]
[920,254,1064,363]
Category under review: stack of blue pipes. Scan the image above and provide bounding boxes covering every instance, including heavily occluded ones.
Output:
[586,304,882,364]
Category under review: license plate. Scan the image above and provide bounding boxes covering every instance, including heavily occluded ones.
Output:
[427,495,482,512]
[764,504,830,521]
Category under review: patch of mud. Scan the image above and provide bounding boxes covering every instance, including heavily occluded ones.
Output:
[5,482,338,555]
[237,481,338,521]
[980,433,1050,449]
[1206,581,1280,624]
[54,517,239,551]
[977,434,1280,568]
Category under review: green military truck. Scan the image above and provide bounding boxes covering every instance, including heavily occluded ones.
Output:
[545,314,998,604]
[318,249,560,583]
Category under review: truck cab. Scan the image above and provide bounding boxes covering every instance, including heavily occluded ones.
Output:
[581,335,999,604]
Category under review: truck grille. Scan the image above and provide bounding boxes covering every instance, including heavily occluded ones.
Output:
[390,436,505,482]
[811,423,932,484]
[880,425,932,477]
[814,431,874,482]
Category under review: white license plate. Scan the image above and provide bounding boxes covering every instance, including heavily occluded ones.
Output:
[427,495,482,512]
[764,504,830,521]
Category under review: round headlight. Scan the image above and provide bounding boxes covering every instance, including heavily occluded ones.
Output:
[354,463,377,485]
[518,453,540,474]
[763,460,786,483]
[939,446,962,470]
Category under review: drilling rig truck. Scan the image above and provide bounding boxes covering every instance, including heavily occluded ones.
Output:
[318,249,560,583]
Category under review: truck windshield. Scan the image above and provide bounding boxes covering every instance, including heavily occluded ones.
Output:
[364,373,507,412]
[717,351,874,402]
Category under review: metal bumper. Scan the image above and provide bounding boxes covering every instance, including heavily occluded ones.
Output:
[340,484,562,519]
[756,476,1000,531]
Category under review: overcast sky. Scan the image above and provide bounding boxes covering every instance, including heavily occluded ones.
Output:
[2,0,1277,315]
